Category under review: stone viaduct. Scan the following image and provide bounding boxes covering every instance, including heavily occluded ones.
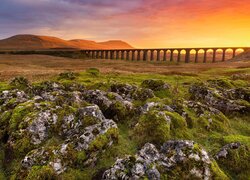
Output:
[81,47,249,63]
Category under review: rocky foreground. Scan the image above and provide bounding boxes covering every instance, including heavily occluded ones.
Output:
[0,71,249,179]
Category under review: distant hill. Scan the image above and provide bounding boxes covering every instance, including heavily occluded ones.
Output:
[0,34,134,50]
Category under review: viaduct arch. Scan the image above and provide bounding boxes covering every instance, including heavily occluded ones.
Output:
[82,47,249,63]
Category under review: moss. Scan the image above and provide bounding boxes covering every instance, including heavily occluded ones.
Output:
[202,113,230,133]
[60,168,90,180]
[165,111,187,129]
[76,151,87,165]
[0,147,5,169]
[25,165,56,180]
[134,110,171,146]
[106,92,117,100]
[153,89,171,98]
[108,101,131,121]
[0,170,6,180]
[210,161,229,180]
[217,145,250,179]
[231,79,249,87]
[44,137,63,148]
[141,79,168,91]
[0,82,10,91]
[9,76,30,90]
[0,111,12,124]
[88,82,110,91]
[81,116,100,128]
[58,72,78,80]
[0,111,12,140]
[12,136,34,157]
[9,101,34,132]
[86,68,100,77]
[158,158,223,180]
[132,88,155,101]
[207,78,234,89]
[88,127,118,152]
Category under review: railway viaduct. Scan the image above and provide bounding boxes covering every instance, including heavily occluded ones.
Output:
[82,47,249,63]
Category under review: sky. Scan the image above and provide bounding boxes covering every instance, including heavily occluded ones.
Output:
[0,0,250,48]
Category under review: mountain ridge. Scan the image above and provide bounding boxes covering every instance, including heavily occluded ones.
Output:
[0,34,134,50]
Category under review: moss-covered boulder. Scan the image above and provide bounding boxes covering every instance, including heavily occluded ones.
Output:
[105,100,134,122]
[141,79,170,91]
[110,83,155,101]
[216,143,250,179]
[132,88,155,101]
[184,101,230,132]
[207,78,234,89]
[189,82,249,114]
[134,110,188,145]
[110,83,137,100]
[134,110,171,145]
[103,141,228,180]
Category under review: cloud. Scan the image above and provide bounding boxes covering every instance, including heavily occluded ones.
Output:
[0,0,250,47]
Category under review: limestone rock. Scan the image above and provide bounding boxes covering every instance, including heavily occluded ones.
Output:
[103,140,215,180]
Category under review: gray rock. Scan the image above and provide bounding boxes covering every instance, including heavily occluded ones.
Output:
[103,140,212,180]
[215,142,241,159]
[27,110,58,145]
[84,90,112,112]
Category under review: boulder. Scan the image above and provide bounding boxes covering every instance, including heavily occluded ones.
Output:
[141,79,170,91]
[103,140,227,180]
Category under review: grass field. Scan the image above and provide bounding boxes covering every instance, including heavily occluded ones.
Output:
[0,54,249,82]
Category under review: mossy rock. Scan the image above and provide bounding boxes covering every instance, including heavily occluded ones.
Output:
[88,127,119,152]
[164,111,190,139]
[141,79,169,91]
[207,79,234,89]
[132,88,154,101]
[58,72,78,80]
[12,133,35,157]
[60,168,89,180]
[217,145,250,179]
[0,111,12,140]
[9,101,35,132]
[106,101,133,121]
[25,165,56,180]
[9,76,30,90]
[134,110,171,146]
[199,113,230,133]
[210,161,229,180]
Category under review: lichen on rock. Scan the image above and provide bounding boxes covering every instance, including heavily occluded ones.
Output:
[102,140,228,180]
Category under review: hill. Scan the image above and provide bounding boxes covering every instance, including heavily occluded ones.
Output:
[0,34,134,50]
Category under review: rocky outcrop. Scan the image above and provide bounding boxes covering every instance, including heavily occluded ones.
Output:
[19,104,118,175]
[189,83,250,114]
[0,76,249,179]
[103,140,226,180]
[215,142,241,159]
[110,83,155,101]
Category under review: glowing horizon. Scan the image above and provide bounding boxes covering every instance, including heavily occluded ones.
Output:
[1,0,250,48]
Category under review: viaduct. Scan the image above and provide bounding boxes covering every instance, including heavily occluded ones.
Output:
[81,47,249,63]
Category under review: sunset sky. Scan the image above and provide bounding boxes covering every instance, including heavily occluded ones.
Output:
[1,0,250,48]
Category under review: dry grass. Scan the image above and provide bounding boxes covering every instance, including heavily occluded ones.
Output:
[0,54,249,81]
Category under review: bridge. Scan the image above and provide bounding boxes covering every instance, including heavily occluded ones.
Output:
[82,47,249,63]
